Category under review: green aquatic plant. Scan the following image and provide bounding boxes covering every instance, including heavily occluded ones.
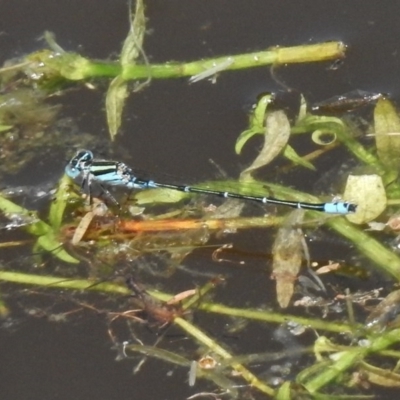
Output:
[3,2,400,398]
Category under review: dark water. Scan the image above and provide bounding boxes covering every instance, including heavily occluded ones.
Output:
[1,1,400,399]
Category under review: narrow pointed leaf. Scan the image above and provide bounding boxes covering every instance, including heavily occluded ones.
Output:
[0,191,78,264]
[120,0,145,66]
[48,174,73,230]
[235,128,263,155]
[37,232,79,264]
[296,94,307,124]
[235,94,272,154]
[240,110,291,181]
[134,188,187,205]
[0,124,12,133]
[106,76,129,140]
[106,0,146,140]
[283,145,316,170]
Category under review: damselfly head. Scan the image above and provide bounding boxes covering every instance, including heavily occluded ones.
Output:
[65,149,94,179]
[346,203,358,213]
[70,150,94,170]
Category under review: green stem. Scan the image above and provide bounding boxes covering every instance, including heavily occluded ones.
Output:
[175,317,275,396]
[0,270,356,334]
[200,302,355,334]
[304,328,400,393]
[0,271,130,294]
[31,42,346,81]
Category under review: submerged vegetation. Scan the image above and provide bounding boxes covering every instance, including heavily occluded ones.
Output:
[3,1,400,398]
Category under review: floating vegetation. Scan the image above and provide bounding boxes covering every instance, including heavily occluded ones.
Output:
[3,1,400,399]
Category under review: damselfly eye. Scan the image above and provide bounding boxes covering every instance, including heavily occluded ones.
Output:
[69,150,94,169]
[76,150,93,163]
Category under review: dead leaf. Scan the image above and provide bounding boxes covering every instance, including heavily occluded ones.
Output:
[271,210,304,308]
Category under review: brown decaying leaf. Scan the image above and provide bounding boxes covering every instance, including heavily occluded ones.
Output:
[271,210,305,308]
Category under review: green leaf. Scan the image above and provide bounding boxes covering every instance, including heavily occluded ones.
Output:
[292,114,344,135]
[240,110,290,181]
[106,0,146,140]
[0,124,12,133]
[48,174,73,230]
[252,94,272,129]
[120,0,146,67]
[0,191,78,264]
[374,98,400,170]
[275,382,294,400]
[106,76,129,140]
[37,232,79,264]
[0,194,48,236]
[283,145,316,170]
[296,94,307,124]
[134,188,188,205]
[0,293,9,317]
[311,129,337,145]
[343,174,387,224]
[234,127,263,155]
[235,94,272,154]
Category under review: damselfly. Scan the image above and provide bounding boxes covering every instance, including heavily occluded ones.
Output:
[65,150,357,214]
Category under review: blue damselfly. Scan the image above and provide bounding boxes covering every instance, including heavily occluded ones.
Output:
[65,150,357,214]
